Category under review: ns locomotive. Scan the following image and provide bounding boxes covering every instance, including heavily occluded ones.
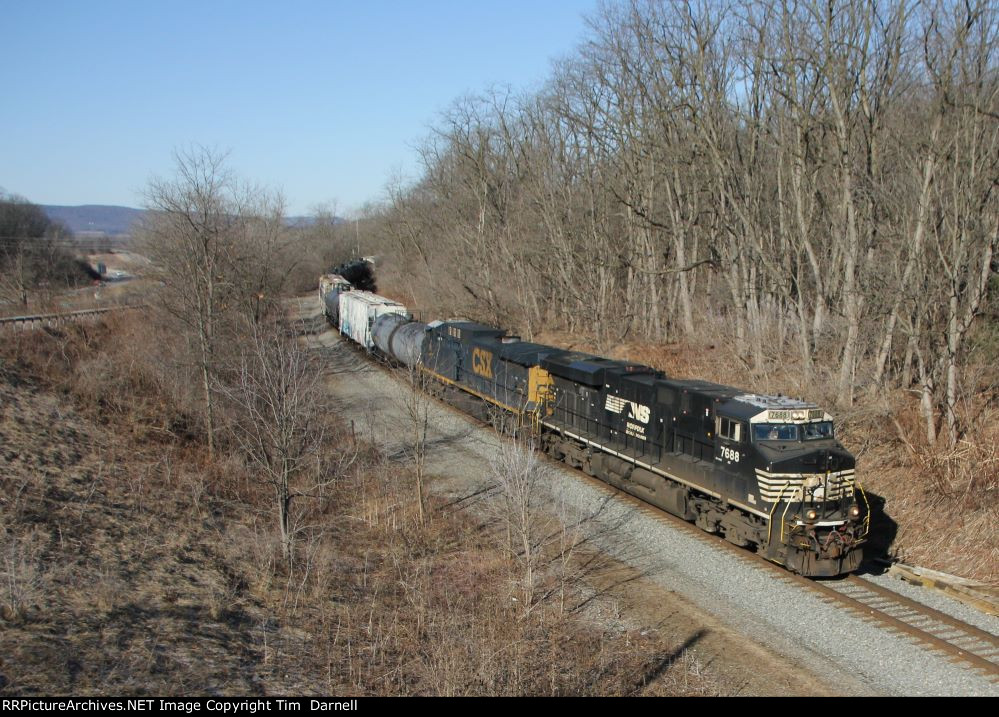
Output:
[321,276,869,577]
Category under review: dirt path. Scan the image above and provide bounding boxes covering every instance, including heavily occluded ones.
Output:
[293,296,857,696]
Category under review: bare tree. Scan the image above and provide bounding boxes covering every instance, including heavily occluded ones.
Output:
[0,193,82,309]
[236,191,294,325]
[398,363,433,526]
[487,438,554,611]
[308,201,350,269]
[550,487,585,616]
[139,147,284,457]
[362,0,998,456]
[215,319,353,563]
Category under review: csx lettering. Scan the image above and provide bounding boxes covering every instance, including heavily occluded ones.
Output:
[472,348,494,379]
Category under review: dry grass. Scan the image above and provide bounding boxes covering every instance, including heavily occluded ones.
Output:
[268,461,717,696]
[870,422,999,581]
[0,369,267,693]
[0,318,717,695]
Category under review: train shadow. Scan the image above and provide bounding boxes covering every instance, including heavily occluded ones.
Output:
[853,489,899,575]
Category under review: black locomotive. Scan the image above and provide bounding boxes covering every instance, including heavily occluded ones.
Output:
[321,276,869,577]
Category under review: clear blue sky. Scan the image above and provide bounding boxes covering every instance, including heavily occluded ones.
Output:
[2,0,597,215]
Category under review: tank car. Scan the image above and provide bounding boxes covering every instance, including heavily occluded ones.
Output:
[371,313,427,367]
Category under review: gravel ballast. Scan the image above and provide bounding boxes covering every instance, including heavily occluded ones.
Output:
[301,312,999,697]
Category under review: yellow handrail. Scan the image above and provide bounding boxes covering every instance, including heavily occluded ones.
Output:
[767,480,792,547]
[856,480,871,539]
[780,487,798,543]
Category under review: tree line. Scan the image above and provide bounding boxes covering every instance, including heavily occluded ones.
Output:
[0,192,89,307]
[369,0,999,449]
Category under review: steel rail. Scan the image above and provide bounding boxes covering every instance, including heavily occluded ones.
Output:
[836,575,999,656]
[798,575,999,679]
[563,462,999,681]
[573,468,999,680]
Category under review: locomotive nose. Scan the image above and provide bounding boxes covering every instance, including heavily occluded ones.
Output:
[791,447,851,474]
[823,448,852,473]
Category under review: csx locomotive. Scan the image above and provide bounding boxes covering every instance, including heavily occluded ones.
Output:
[322,275,869,577]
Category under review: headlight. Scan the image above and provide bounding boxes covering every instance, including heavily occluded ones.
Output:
[849,505,861,518]
[805,509,818,522]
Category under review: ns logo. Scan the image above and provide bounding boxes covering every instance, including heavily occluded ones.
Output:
[604,395,650,424]
[472,347,494,379]
[629,403,651,423]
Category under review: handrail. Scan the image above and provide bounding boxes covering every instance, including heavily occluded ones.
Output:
[767,480,792,547]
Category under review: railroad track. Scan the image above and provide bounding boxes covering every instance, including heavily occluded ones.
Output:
[568,466,999,682]
[0,304,145,329]
[822,576,999,677]
[307,316,999,684]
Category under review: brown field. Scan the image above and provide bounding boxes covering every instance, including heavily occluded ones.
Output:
[0,318,721,695]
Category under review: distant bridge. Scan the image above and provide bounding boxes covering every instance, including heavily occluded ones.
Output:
[0,304,145,330]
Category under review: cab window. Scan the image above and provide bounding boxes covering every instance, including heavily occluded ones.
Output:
[802,421,834,440]
[717,416,742,442]
[753,423,799,441]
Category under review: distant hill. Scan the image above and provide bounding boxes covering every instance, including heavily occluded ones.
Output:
[43,204,327,236]
[43,205,145,236]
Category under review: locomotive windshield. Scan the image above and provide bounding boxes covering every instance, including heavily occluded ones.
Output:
[754,424,798,441]
[753,422,834,441]
[802,421,834,440]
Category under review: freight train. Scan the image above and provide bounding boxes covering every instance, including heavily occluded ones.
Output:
[320,273,869,577]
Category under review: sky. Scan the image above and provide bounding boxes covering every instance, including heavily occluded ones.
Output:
[2,0,597,215]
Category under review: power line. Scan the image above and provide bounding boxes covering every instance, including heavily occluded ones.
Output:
[0,238,122,242]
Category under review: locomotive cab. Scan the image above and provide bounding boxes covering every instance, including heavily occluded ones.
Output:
[726,394,867,575]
